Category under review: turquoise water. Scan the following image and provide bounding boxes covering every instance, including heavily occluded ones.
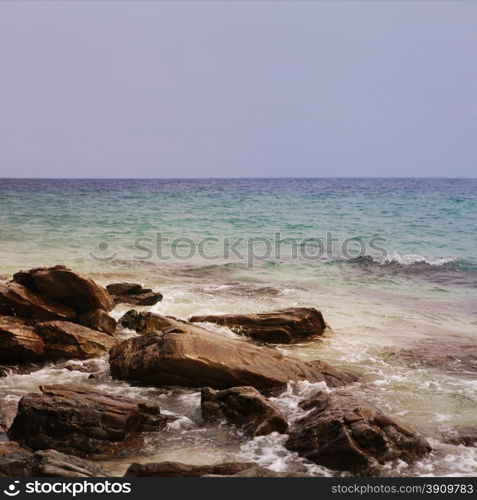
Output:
[0,178,476,476]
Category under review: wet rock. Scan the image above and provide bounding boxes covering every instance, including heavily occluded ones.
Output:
[34,321,116,360]
[107,283,163,306]
[62,359,104,373]
[77,309,117,336]
[8,384,172,459]
[0,364,44,377]
[0,315,45,362]
[124,461,262,478]
[23,449,105,477]
[189,307,327,344]
[201,386,288,437]
[394,339,477,375]
[442,427,477,447]
[109,319,355,390]
[0,398,19,433]
[13,265,114,313]
[0,443,104,477]
[118,310,176,334]
[285,390,432,473]
[210,467,308,477]
[0,282,76,322]
[0,441,33,476]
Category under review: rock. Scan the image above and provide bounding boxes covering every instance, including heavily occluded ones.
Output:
[124,461,261,478]
[125,461,306,477]
[189,307,327,344]
[107,283,163,306]
[442,427,477,447]
[107,283,143,296]
[0,282,77,322]
[13,265,114,313]
[109,318,355,390]
[213,467,307,477]
[0,315,45,362]
[23,449,105,477]
[201,386,288,437]
[0,441,33,476]
[8,384,172,458]
[34,321,116,360]
[394,339,477,375]
[285,390,432,473]
[0,443,103,477]
[62,359,103,373]
[0,364,43,377]
[77,309,117,336]
[0,399,19,433]
[118,310,178,334]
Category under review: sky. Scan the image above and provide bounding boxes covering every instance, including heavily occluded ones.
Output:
[0,1,475,178]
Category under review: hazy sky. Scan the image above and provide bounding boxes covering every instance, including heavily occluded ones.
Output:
[0,1,475,178]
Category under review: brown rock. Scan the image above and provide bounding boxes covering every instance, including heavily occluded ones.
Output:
[201,386,288,437]
[213,467,307,477]
[124,461,260,478]
[0,443,104,477]
[0,282,77,322]
[0,364,43,377]
[0,315,45,362]
[285,390,432,473]
[13,265,114,313]
[189,307,327,344]
[107,282,163,306]
[0,441,33,476]
[109,319,355,390]
[62,359,103,373]
[0,398,19,433]
[8,384,172,459]
[442,427,477,447]
[118,310,178,334]
[23,449,105,477]
[77,309,117,336]
[34,321,115,360]
[106,283,143,296]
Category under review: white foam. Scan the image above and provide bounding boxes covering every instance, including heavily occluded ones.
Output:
[378,253,458,267]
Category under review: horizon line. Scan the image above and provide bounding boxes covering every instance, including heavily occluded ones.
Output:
[1,176,477,181]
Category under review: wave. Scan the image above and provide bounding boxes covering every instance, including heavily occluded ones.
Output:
[344,253,475,271]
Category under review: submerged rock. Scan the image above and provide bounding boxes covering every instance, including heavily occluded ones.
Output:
[442,427,477,447]
[393,339,477,375]
[8,384,171,458]
[77,308,117,336]
[13,265,114,313]
[201,386,288,437]
[0,315,45,362]
[107,282,163,306]
[34,321,116,360]
[0,443,104,477]
[124,461,268,478]
[109,318,355,390]
[285,390,432,473]
[189,307,327,344]
[0,282,76,322]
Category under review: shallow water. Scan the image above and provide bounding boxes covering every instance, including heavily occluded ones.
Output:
[0,178,476,476]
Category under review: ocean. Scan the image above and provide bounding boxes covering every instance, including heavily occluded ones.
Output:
[0,178,476,476]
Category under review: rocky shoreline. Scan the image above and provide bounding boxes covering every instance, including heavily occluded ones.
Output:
[1,265,433,477]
